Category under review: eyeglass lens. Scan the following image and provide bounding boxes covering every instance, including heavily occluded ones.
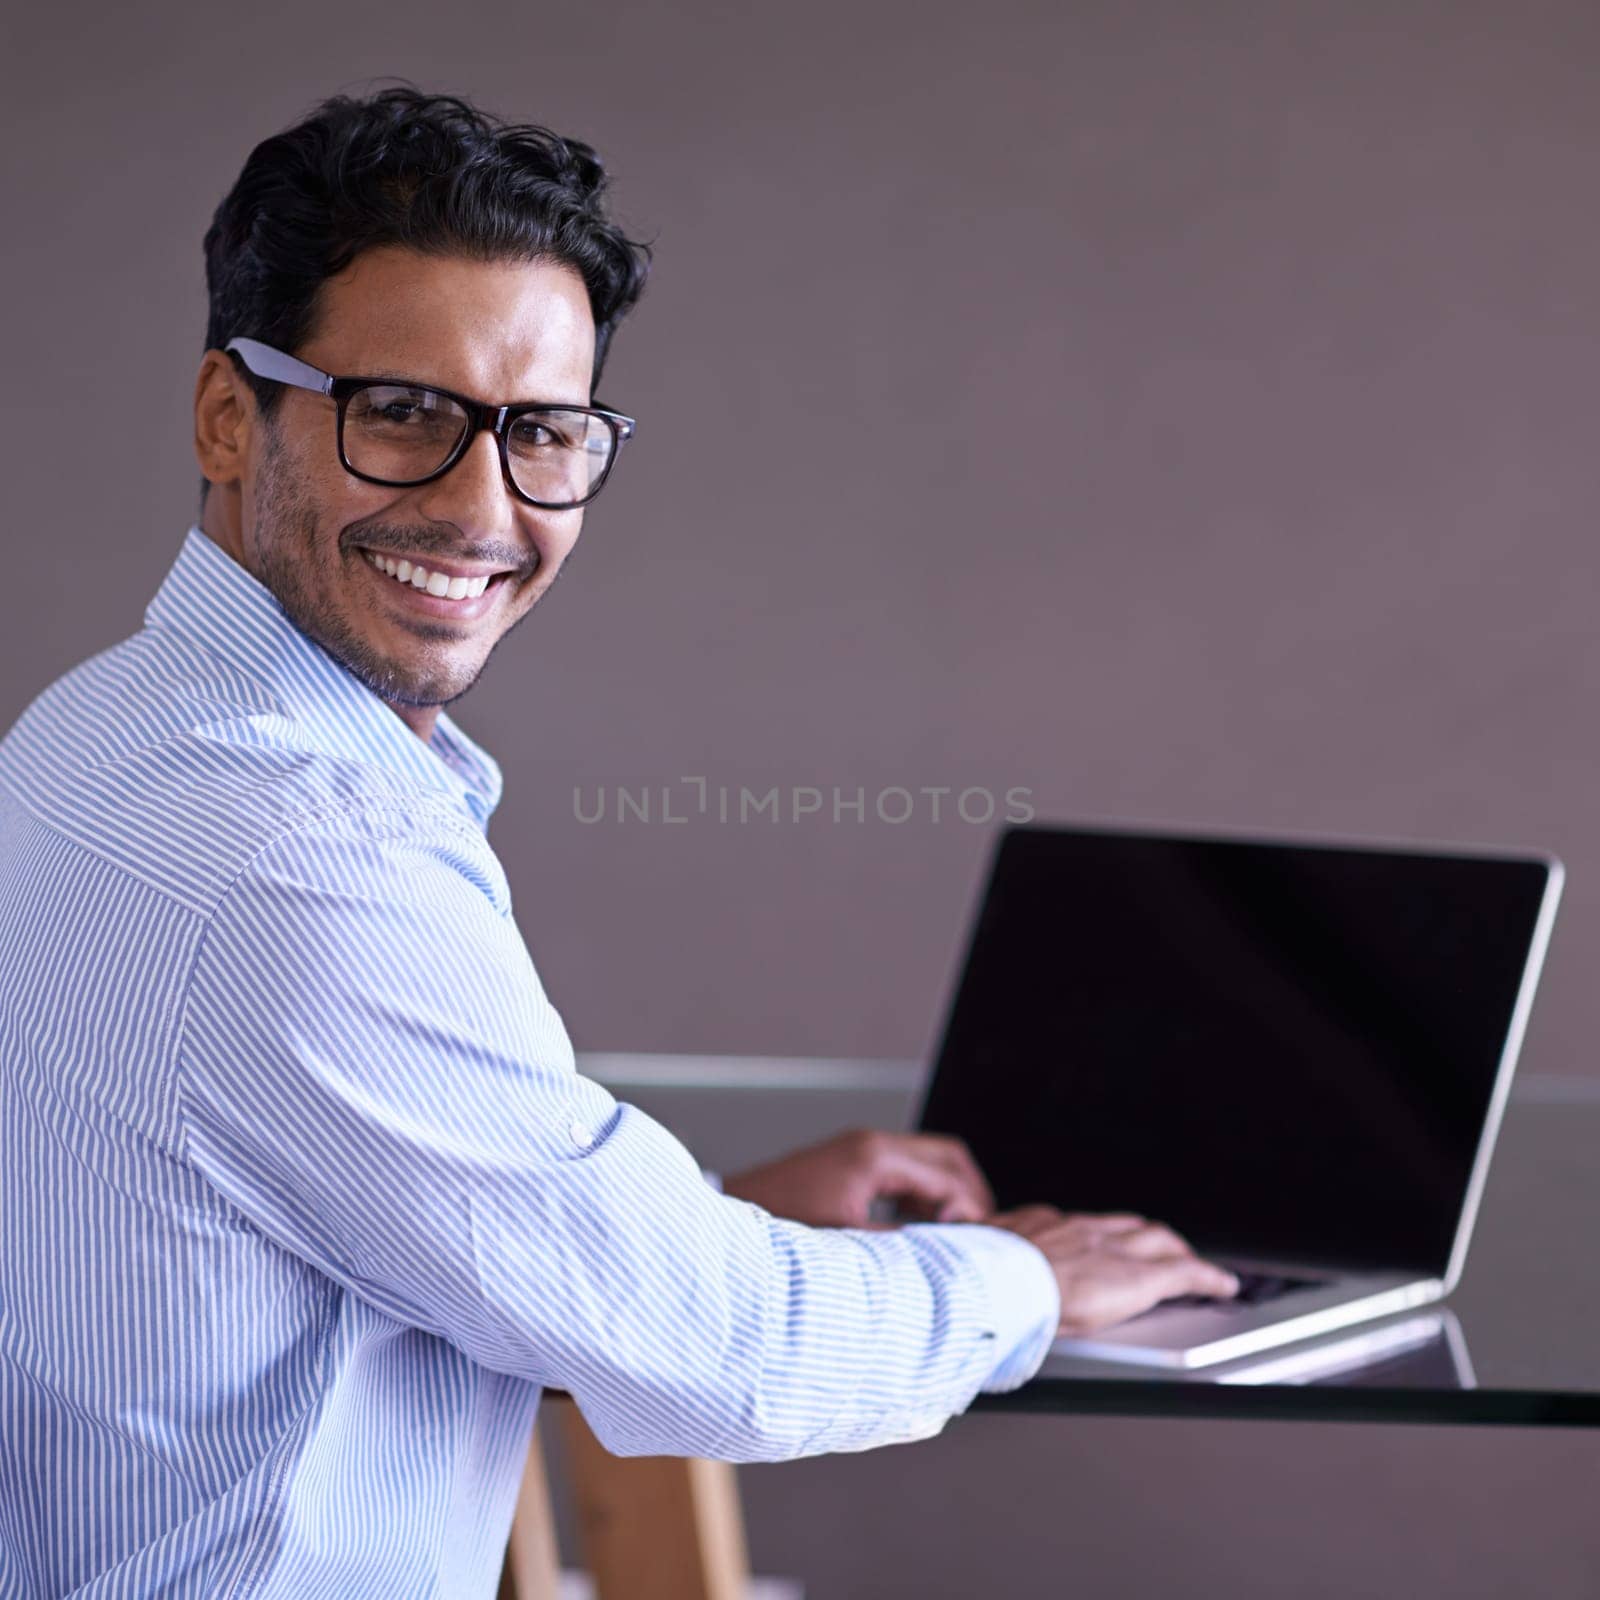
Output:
[344,383,614,506]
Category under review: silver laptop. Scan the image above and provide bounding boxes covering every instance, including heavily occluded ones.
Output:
[914,822,1562,1370]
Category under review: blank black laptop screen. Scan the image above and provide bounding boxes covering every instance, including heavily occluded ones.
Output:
[916,825,1554,1278]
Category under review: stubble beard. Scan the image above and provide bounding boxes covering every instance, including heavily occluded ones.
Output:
[249,423,498,712]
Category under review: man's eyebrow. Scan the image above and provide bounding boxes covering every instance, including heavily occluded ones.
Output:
[362,365,590,409]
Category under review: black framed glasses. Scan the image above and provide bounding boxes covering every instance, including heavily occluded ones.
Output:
[223,336,636,510]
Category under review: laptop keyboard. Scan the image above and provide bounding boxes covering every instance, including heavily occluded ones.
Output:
[1159,1269,1325,1312]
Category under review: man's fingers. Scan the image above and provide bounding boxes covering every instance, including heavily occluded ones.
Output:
[1175,1256,1240,1298]
[1109,1222,1193,1260]
[868,1135,993,1220]
[1099,1256,1238,1329]
[1080,1212,1148,1229]
[903,1133,996,1216]
[1123,1251,1238,1302]
[1072,1216,1151,1242]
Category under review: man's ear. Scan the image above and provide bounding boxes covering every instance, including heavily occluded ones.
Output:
[194,348,255,493]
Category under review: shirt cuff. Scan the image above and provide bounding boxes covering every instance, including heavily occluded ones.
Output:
[925,1222,1061,1392]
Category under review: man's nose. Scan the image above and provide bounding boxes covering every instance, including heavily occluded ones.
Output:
[415,424,522,532]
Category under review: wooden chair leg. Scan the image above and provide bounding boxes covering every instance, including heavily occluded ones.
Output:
[555,1396,751,1600]
[498,1422,562,1600]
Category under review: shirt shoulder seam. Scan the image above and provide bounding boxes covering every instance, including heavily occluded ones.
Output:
[0,771,210,917]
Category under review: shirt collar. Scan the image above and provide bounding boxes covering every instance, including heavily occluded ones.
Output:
[144,525,504,829]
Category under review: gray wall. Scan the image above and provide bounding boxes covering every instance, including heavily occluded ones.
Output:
[6,0,1593,1088]
[6,4,1600,1592]
[7,0,1600,1078]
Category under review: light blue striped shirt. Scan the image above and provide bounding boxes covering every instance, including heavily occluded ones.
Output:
[0,524,1060,1597]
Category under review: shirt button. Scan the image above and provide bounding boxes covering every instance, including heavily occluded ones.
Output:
[568,1120,594,1150]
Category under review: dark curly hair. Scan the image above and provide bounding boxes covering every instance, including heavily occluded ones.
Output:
[198,80,654,509]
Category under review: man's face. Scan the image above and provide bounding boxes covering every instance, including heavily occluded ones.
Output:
[200,245,598,726]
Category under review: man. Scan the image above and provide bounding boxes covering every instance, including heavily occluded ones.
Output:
[0,84,1238,1595]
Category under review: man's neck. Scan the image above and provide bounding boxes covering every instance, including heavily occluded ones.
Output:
[387,702,439,743]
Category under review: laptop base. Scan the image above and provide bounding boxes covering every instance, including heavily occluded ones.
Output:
[1041,1261,1446,1370]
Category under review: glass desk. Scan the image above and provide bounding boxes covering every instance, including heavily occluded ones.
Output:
[975,1081,1600,1427]
[585,1056,1600,1429]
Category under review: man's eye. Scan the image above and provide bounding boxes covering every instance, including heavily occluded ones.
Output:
[513,415,590,453]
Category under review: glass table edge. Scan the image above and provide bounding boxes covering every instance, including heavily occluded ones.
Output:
[967,1381,1600,1428]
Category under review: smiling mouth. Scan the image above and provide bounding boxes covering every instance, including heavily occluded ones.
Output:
[358,547,518,602]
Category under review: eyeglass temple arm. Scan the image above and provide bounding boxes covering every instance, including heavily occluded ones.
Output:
[224,337,333,397]
[229,334,634,446]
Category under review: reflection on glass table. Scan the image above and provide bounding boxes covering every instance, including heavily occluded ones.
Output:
[1039,1307,1475,1390]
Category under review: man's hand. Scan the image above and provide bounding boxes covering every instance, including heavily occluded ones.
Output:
[985,1205,1240,1336]
[721,1129,994,1228]
[720,1132,1240,1338]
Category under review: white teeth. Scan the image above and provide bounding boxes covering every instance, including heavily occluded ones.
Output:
[365,550,493,600]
